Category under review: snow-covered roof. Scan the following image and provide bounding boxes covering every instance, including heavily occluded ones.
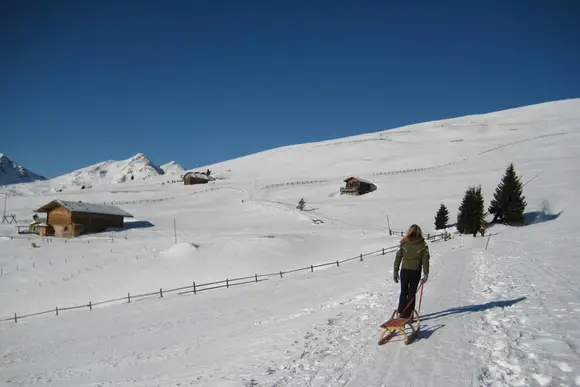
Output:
[343,176,375,185]
[35,200,134,218]
[183,172,209,180]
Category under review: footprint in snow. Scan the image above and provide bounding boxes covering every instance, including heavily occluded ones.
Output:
[532,373,552,386]
[557,362,573,372]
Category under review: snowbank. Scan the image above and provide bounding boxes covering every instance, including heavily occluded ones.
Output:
[161,242,200,259]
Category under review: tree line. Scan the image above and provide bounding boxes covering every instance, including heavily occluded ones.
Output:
[434,163,527,235]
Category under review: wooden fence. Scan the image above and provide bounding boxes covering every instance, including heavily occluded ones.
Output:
[389,229,451,241]
[0,232,449,324]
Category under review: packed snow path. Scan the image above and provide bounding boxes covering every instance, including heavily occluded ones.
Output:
[2,224,579,387]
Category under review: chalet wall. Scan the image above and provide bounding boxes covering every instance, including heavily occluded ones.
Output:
[53,224,81,238]
[71,212,123,233]
[184,176,208,185]
[47,207,72,225]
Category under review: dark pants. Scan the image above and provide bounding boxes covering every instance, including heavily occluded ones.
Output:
[398,269,421,318]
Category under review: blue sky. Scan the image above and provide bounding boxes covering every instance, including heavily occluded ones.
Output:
[1,0,579,178]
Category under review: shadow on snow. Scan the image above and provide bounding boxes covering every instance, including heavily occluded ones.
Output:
[414,323,445,342]
[523,210,563,226]
[106,220,155,233]
[420,296,527,324]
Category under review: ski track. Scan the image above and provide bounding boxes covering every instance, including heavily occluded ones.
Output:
[470,234,580,387]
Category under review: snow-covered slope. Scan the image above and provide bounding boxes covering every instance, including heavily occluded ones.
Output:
[0,153,45,186]
[160,161,185,175]
[1,99,580,387]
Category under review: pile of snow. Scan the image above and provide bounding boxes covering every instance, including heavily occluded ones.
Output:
[160,161,185,175]
[0,153,45,186]
[161,242,200,259]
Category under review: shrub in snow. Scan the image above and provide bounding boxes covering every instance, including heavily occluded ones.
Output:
[456,185,485,235]
[297,198,306,211]
[488,162,527,225]
[434,203,449,230]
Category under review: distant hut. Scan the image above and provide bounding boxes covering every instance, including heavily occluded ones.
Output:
[34,199,134,237]
[183,172,209,185]
[340,177,377,196]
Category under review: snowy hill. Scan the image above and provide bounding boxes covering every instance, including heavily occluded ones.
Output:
[0,153,45,186]
[160,161,185,175]
[1,99,580,387]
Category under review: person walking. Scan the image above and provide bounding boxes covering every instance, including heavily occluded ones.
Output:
[393,224,430,319]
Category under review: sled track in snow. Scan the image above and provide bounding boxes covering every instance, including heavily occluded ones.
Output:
[259,132,569,190]
[476,132,568,156]
[104,186,244,206]
[311,131,414,148]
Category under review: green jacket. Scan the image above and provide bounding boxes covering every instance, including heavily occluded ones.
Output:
[394,237,430,275]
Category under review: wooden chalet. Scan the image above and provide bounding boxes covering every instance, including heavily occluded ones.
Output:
[340,177,377,196]
[183,172,209,185]
[34,200,134,237]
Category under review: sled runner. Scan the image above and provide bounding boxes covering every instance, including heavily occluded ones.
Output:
[378,309,420,345]
[378,282,424,345]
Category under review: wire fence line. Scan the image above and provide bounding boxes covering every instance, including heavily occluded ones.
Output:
[0,231,449,324]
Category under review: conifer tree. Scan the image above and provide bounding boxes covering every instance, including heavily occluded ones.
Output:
[457,185,485,235]
[297,198,306,211]
[434,203,449,230]
[488,163,527,225]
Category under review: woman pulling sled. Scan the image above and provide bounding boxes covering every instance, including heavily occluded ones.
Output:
[379,224,430,345]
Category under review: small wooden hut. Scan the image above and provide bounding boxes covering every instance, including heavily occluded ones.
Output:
[34,199,134,237]
[340,177,377,196]
[183,172,209,185]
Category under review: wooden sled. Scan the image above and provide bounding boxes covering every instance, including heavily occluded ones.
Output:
[378,309,421,345]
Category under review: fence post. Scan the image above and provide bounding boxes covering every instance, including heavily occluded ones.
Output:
[226,278,229,288]
[14,313,17,323]
[311,264,314,272]
[485,234,491,250]
[382,248,385,255]
[360,254,363,261]
[279,271,283,278]
[56,307,59,316]
[427,233,430,240]
[128,292,131,303]
[255,274,258,283]
[160,288,163,298]
[336,260,339,267]
[193,282,196,294]
[89,301,92,310]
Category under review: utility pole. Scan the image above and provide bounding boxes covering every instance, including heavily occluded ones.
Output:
[173,218,177,244]
[2,193,6,220]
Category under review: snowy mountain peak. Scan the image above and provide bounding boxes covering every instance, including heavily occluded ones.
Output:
[0,152,46,186]
[129,153,148,162]
[47,153,169,189]
[161,161,185,175]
